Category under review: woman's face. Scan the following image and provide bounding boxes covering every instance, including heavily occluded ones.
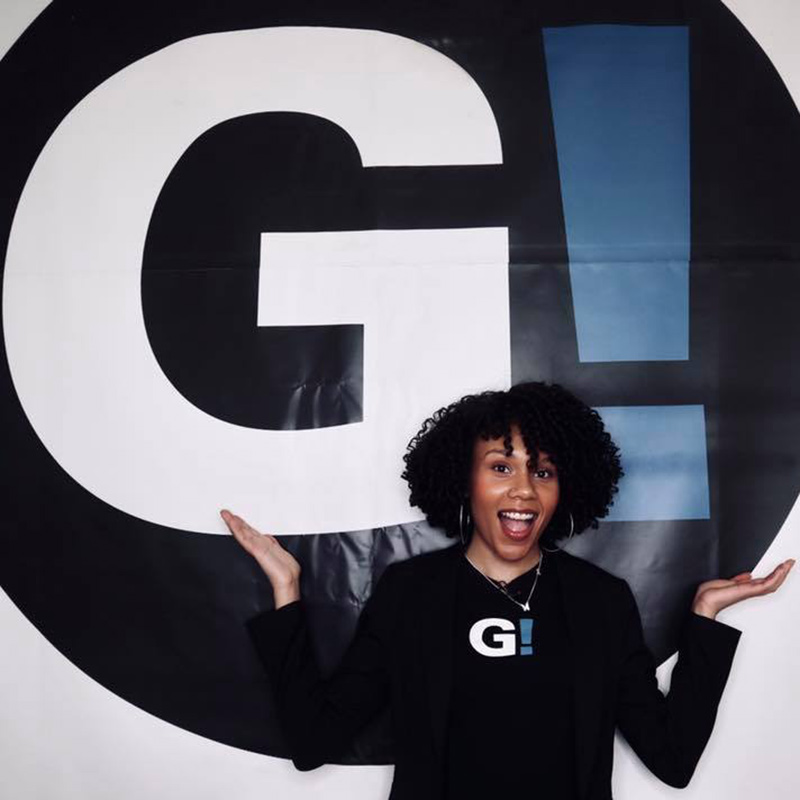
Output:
[468,426,560,567]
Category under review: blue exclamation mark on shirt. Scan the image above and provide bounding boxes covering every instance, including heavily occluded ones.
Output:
[519,618,534,656]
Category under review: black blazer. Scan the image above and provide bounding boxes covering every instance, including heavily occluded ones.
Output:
[247,545,741,800]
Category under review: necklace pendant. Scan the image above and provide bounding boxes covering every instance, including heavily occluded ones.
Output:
[522,602,530,612]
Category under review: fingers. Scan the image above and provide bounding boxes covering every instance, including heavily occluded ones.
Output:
[221,509,256,535]
[757,559,793,583]
[221,509,282,548]
[740,559,794,597]
[695,560,795,615]
[706,581,731,591]
[220,509,267,554]
[762,559,794,590]
[697,577,741,592]
[722,563,792,589]
[221,509,248,538]
[221,510,248,549]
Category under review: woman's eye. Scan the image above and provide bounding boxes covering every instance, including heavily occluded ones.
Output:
[534,468,553,479]
[491,463,511,474]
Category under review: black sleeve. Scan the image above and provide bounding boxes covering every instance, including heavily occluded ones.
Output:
[614,581,741,788]
[246,563,398,771]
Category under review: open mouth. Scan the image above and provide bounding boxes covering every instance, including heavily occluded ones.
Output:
[498,510,538,540]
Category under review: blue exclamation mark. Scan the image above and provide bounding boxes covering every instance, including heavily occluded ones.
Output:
[543,24,690,363]
[542,25,710,522]
[519,618,534,656]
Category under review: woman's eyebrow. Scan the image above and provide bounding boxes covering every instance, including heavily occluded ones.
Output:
[482,447,508,458]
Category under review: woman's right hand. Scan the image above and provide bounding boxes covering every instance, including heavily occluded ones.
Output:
[221,509,302,608]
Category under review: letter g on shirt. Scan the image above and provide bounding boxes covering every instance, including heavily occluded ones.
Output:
[469,618,517,657]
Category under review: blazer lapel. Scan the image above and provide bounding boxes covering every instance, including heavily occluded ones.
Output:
[420,545,461,764]
[553,551,606,800]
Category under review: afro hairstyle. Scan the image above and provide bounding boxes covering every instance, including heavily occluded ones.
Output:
[401,381,623,547]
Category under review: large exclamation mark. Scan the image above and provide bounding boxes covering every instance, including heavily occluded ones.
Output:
[543,25,710,522]
[519,618,534,656]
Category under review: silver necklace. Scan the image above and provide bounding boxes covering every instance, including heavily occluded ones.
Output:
[464,550,544,612]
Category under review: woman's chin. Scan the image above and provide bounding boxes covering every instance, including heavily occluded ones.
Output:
[494,530,540,560]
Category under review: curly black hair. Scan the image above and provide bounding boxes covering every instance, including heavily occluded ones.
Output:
[401,381,623,547]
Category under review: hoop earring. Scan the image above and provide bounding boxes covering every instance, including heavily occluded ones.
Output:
[459,501,471,547]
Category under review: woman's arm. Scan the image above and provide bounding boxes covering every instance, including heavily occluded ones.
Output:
[615,559,793,788]
[222,510,395,771]
[247,565,396,770]
[614,583,741,788]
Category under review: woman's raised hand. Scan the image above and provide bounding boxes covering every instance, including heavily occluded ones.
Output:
[221,509,301,608]
[692,558,795,620]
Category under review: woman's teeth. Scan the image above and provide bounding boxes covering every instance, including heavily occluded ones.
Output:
[498,511,537,537]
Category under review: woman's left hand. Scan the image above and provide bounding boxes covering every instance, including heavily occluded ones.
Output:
[692,559,796,619]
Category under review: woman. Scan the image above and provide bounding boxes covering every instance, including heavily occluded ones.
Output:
[222,382,793,800]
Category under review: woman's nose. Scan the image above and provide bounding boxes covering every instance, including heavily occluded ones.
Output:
[509,471,537,498]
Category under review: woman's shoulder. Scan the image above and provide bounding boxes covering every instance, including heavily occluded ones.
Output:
[551,548,633,605]
[384,543,461,579]
[366,545,459,619]
[554,547,624,580]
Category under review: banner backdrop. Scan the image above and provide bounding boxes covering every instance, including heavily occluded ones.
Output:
[1,0,800,797]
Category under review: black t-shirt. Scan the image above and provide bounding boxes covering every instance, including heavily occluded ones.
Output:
[445,552,579,800]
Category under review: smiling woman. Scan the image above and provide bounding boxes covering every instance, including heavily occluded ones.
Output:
[469,431,562,572]
[401,382,623,564]
[222,381,794,800]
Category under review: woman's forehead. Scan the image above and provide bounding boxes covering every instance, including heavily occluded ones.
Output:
[473,429,553,461]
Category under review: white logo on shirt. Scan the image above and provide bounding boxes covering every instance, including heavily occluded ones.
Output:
[468,617,534,657]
